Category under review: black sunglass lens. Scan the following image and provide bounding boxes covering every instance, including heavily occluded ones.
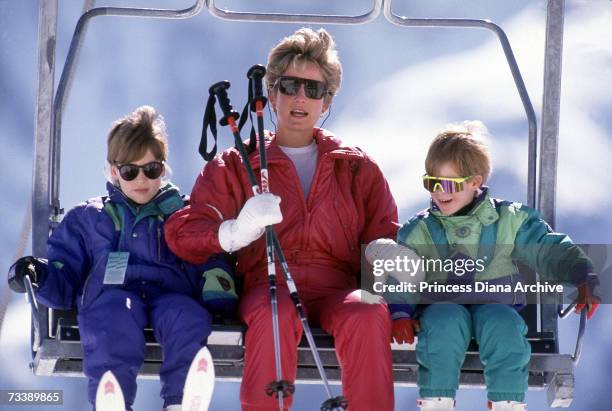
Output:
[305,81,325,99]
[143,163,163,179]
[279,78,299,96]
[278,77,326,99]
[119,165,139,181]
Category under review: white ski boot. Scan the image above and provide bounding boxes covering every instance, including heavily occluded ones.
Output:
[95,370,126,411]
[487,400,527,411]
[181,346,215,411]
[416,397,455,410]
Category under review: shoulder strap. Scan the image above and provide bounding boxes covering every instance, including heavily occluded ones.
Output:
[477,199,514,266]
[478,220,497,267]
[102,197,126,251]
[102,197,121,232]
[422,214,450,260]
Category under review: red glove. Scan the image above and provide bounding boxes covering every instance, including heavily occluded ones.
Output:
[575,283,600,320]
[391,318,420,344]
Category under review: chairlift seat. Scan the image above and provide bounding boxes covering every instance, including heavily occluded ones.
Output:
[30,301,576,407]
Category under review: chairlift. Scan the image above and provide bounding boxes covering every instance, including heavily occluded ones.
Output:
[26,0,585,408]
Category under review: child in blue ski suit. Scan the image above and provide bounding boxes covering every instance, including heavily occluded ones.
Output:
[7,106,236,410]
[366,121,600,411]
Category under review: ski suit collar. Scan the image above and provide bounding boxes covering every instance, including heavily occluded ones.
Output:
[246,128,365,170]
[106,181,184,218]
[430,186,499,226]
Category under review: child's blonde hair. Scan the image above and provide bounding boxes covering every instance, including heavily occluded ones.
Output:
[265,28,342,101]
[106,106,168,165]
[425,120,492,183]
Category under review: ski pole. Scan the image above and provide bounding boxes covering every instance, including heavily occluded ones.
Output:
[208,80,292,410]
[243,67,293,405]
[246,65,347,411]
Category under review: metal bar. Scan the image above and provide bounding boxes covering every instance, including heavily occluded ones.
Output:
[572,309,586,364]
[32,0,58,356]
[60,0,97,115]
[539,0,565,227]
[24,275,41,353]
[539,0,566,353]
[206,0,382,24]
[33,0,57,257]
[50,0,205,221]
[383,0,538,208]
[558,302,576,319]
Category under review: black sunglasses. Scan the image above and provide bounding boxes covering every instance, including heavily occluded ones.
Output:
[116,161,164,181]
[275,76,329,100]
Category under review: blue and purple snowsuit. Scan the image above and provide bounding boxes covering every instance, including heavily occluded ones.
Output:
[35,182,213,409]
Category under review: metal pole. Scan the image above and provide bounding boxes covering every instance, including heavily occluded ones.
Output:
[60,0,97,114]
[33,0,58,258]
[31,0,58,359]
[539,0,566,351]
[539,0,565,227]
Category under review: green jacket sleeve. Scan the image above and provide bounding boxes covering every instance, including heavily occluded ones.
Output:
[511,204,593,285]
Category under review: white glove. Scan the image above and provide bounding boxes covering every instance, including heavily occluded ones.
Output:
[365,238,425,284]
[218,193,283,252]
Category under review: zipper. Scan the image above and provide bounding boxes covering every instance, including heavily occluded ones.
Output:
[157,226,162,262]
[305,154,325,211]
[81,274,92,306]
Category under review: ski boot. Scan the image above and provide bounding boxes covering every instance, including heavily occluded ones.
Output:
[487,400,527,410]
[416,397,455,410]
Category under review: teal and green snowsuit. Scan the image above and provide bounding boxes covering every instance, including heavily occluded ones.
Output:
[391,188,593,401]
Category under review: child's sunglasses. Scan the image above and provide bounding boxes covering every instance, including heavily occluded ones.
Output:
[275,76,329,100]
[423,174,472,193]
[116,161,164,181]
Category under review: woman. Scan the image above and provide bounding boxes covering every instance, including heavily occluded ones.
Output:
[165,28,398,411]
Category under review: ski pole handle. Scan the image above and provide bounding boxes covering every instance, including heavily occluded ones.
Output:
[247,64,268,112]
[209,81,239,128]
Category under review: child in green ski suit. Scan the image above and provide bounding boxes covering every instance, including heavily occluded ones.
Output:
[365,121,600,411]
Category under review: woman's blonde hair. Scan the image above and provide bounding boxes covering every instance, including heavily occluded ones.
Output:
[106,105,168,165]
[265,28,342,100]
[425,120,492,183]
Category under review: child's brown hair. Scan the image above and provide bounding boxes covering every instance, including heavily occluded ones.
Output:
[107,106,168,165]
[425,120,492,183]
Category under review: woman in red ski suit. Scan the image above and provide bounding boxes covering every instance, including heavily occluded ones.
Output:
[165,28,398,410]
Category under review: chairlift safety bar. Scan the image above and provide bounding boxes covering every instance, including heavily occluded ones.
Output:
[207,0,383,24]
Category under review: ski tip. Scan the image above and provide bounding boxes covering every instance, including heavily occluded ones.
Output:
[95,370,126,411]
[182,347,215,411]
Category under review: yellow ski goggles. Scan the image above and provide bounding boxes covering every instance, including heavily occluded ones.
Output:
[423,174,472,193]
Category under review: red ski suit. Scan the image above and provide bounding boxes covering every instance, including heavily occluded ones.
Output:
[165,129,398,410]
